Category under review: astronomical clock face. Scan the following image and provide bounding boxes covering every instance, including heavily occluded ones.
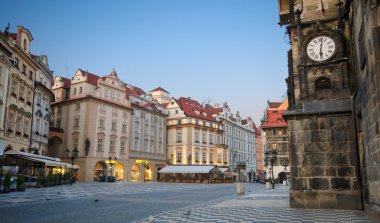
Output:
[306,35,336,62]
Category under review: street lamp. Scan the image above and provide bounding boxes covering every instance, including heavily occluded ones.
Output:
[264,149,277,189]
[105,156,117,182]
[66,147,79,186]
[281,157,289,186]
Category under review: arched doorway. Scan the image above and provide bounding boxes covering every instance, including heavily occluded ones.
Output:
[94,161,107,182]
[144,164,152,181]
[115,163,124,182]
[131,164,139,182]
[278,172,286,183]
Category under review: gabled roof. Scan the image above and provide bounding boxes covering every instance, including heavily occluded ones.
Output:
[78,69,100,86]
[268,102,282,108]
[150,87,170,94]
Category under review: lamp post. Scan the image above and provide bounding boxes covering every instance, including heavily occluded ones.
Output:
[281,157,289,186]
[264,149,277,189]
[66,147,79,186]
[105,156,117,182]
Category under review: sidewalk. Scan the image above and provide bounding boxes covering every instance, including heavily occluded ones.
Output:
[137,184,372,223]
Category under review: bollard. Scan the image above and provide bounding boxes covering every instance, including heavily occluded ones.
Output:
[236,182,244,195]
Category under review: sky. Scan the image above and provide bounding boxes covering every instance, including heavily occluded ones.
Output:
[1,0,289,125]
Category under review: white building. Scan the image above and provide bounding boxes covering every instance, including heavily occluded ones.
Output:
[211,103,256,181]
[30,54,53,155]
[126,86,167,182]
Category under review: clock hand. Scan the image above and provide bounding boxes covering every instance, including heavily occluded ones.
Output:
[319,40,323,56]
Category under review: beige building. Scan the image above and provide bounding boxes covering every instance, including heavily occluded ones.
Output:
[165,97,228,167]
[50,69,133,182]
[0,26,37,154]
[126,86,167,182]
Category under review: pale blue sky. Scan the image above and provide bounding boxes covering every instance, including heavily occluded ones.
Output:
[1,0,289,125]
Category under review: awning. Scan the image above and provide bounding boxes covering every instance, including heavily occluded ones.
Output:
[3,150,79,169]
[219,168,229,173]
[159,165,222,174]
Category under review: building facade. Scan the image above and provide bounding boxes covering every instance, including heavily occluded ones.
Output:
[254,125,264,179]
[127,86,167,182]
[278,0,362,211]
[214,103,256,181]
[0,26,37,154]
[261,99,289,183]
[50,69,133,182]
[165,97,228,167]
[30,54,54,156]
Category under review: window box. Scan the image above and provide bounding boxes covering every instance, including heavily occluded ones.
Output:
[195,140,199,143]
[202,161,207,164]
[202,141,207,144]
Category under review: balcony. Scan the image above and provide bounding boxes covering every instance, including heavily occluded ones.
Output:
[215,144,228,149]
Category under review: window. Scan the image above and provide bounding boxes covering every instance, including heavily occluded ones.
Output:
[210,151,214,163]
[209,133,214,144]
[37,93,41,106]
[176,128,182,142]
[35,118,40,133]
[74,118,79,127]
[99,119,104,128]
[15,58,19,69]
[218,153,222,163]
[176,150,182,163]
[56,118,61,128]
[195,129,199,142]
[23,120,29,135]
[23,39,27,50]
[75,103,80,111]
[112,107,118,116]
[202,131,206,143]
[122,124,127,132]
[105,89,109,97]
[111,122,117,131]
[73,88,77,95]
[58,106,62,114]
[202,150,206,163]
[15,117,22,133]
[7,113,15,132]
[100,104,106,112]
[120,142,126,153]
[22,64,26,75]
[110,140,115,153]
[29,71,33,80]
[175,110,178,114]
[195,149,199,162]
[11,80,17,95]
[79,87,82,94]
[73,138,78,149]
[111,91,115,99]
[0,66,2,83]
[97,139,103,151]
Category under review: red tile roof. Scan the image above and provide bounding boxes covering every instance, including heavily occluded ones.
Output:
[204,104,223,115]
[176,97,216,122]
[261,108,287,128]
[78,69,99,86]
[161,102,169,108]
[150,87,170,94]
[268,102,282,108]
[62,77,71,88]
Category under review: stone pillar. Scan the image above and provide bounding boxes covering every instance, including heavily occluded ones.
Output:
[287,113,362,209]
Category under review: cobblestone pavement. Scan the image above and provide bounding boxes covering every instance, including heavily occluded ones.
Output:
[137,185,372,223]
[0,182,228,207]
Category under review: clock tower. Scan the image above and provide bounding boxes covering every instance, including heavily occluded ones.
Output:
[279,0,362,209]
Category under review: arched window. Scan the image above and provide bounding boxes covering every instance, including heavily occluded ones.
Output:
[315,77,332,99]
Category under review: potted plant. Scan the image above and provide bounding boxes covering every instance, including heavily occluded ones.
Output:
[17,175,26,192]
[3,173,11,193]
[58,173,63,185]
